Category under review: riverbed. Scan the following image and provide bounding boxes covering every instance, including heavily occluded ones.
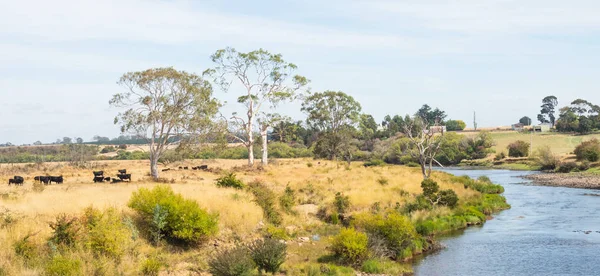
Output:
[413,169,600,276]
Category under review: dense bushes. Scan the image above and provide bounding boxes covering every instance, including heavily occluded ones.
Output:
[451,175,504,194]
[215,173,245,189]
[353,212,420,260]
[421,179,459,208]
[45,255,82,276]
[445,120,466,131]
[534,146,559,170]
[248,181,283,225]
[574,139,600,162]
[83,207,132,258]
[330,228,369,265]
[128,186,218,245]
[209,246,256,276]
[507,140,530,157]
[248,238,287,274]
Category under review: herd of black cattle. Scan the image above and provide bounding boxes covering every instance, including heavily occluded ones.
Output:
[7,165,210,186]
[6,169,132,186]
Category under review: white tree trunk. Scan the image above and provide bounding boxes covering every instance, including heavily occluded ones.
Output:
[261,128,268,166]
[150,153,159,179]
[247,116,255,167]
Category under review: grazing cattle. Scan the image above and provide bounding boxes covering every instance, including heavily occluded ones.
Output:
[93,176,105,183]
[104,177,111,182]
[10,176,24,186]
[178,166,183,169]
[111,179,122,184]
[183,167,189,170]
[8,179,15,185]
[199,165,208,170]
[117,173,131,182]
[162,168,171,172]
[192,166,198,170]
[35,176,50,185]
[93,171,104,177]
[49,176,63,184]
[118,169,127,174]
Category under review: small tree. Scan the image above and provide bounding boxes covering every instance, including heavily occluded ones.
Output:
[204,47,309,166]
[402,116,445,179]
[110,67,220,179]
[538,96,558,126]
[445,120,466,131]
[507,140,530,157]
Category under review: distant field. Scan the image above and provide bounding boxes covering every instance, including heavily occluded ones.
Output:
[462,131,600,156]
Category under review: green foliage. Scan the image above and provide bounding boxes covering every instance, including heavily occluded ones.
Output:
[376,177,389,186]
[0,144,99,164]
[494,152,506,161]
[334,192,351,214]
[128,186,218,245]
[265,225,290,240]
[215,173,245,189]
[114,150,149,160]
[45,255,82,276]
[49,214,80,247]
[557,162,578,173]
[248,181,283,225]
[534,145,560,170]
[353,212,419,259]
[151,205,168,245]
[363,159,385,167]
[209,246,256,276]
[451,175,505,194]
[403,195,432,213]
[445,120,466,131]
[248,238,287,274]
[83,207,131,258]
[330,228,369,265]
[279,186,297,215]
[438,190,459,208]
[14,234,37,260]
[268,142,313,158]
[420,179,439,202]
[574,139,600,162]
[141,257,162,276]
[302,91,362,133]
[507,140,530,157]
[361,259,409,275]
[100,146,116,154]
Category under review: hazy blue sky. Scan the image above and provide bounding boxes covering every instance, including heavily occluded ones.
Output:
[2,0,600,144]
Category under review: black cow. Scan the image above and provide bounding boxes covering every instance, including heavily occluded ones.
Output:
[162,168,171,172]
[111,179,122,184]
[117,174,131,182]
[192,166,198,170]
[93,171,104,177]
[93,176,105,183]
[183,166,189,170]
[49,176,63,184]
[118,169,127,174]
[178,166,183,169]
[35,176,51,185]
[199,165,208,170]
[8,179,15,185]
[104,177,111,182]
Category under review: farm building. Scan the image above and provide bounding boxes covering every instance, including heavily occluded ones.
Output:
[533,123,552,132]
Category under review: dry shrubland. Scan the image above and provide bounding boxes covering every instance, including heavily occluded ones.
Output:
[0,159,479,275]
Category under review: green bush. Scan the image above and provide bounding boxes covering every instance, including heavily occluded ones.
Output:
[445,120,466,131]
[451,175,504,194]
[557,162,578,173]
[334,192,351,214]
[494,152,506,161]
[209,246,256,276]
[13,234,36,261]
[438,190,459,208]
[534,145,559,170]
[353,212,419,259]
[248,238,287,274]
[141,257,162,276]
[420,179,439,202]
[330,228,369,265]
[574,139,600,162]
[363,159,385,167]
[49,214,80,247]
[215,173,245,189]
[376,177,389,186]
[248,181,283,225]
[84,207,131,258]
[361,259,409,275]
[279,186,297,215]
[403,195,432,213]
[45,255,82,276]
[128,186,218,245]
[268,142,313,158]
[507,140,530,157]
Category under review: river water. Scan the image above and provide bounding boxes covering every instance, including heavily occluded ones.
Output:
[413,169,600,276]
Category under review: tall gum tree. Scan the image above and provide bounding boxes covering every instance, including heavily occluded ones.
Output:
[204,47,309,166]
[110,67,220,179]
[402,116,445,179]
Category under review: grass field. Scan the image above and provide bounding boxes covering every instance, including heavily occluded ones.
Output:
[462,131,600,156]
[0,159,480,275]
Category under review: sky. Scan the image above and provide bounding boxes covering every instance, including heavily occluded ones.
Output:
[2,0,600,144]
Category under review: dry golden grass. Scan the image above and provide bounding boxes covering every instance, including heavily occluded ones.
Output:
[0,158,475,275]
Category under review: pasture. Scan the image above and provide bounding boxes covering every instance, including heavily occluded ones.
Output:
[0,159,477,275]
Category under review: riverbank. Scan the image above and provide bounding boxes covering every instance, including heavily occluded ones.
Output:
[522,173,600,189]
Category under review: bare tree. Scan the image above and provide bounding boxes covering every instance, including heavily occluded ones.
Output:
[204,47,309,166]
[402,116,445,179]
[110,67,220,179]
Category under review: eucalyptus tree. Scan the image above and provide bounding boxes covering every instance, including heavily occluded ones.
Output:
[402,116,445,179]
[110,67,220,179]
[204,47,309,166]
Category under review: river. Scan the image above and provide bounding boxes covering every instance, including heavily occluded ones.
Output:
[413,169,600,276]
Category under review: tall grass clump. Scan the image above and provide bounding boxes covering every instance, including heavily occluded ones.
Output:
[81,207,132,258]
[248,238,287,274]
[45,255,82,276]
[533,145,559,170]
[128,185,218,245]
[279,186,297,215]
[248,180,283,225]
[209,246,256,276]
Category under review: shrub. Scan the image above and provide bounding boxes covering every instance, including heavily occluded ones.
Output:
[452,175,504,194]
[100,146,116,154]
[353,212,419,259]
[306,162,313,168]
[363,159,385,167]
[403,195,432,213]
[248,181,283,225]
[557,162,578,173]
[279,186,297,215]
[579,161,590,171]
[477,176,492,183]
[14,234,37,260]
[507,140,530,157]
[361,259,383,274]
[45,255,82,276]
[534,145,559,170]
[84,207,131,258]
[334,192,351,214]
[141,257,162,276]
[445,120,466,131]
[361,259,409,275]
[574,139,600,162]
[128,186,219,245]
[330,228,369,265]
[438,190,459,208]
[49,214,80,247]
[215,173,245,189]
[494,152,506,161]
[376,177,389,186]
[118,144,128,150]
[209,246,256,276]
[248,238,287,274]
[151,204,168,245]
[420,179,439,202]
